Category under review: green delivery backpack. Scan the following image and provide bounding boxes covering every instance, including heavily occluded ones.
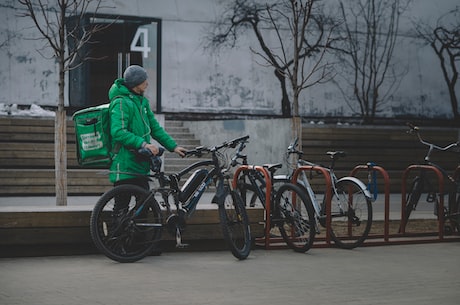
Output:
[72,104,112,168]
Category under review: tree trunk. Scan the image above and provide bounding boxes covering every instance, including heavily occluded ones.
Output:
[55,60,67,206]
[275,69,291,117]
[55,108,67,206]
[291,115,302,150]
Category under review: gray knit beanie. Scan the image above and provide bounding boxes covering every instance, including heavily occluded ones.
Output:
[123,65,148,89]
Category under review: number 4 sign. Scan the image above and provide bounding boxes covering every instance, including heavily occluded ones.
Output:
[130,27,151,58]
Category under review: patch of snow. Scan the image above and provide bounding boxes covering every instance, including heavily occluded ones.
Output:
[0,103,55,117]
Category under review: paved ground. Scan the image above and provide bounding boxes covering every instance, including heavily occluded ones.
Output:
[1,242,459,305]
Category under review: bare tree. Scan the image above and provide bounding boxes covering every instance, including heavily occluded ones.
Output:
[206,0,337,139]
[18,0,107,205]
[334,0,410,124]
[413,7,460,120]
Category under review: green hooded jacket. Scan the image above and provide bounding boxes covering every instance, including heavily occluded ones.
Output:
[108,78,177,183]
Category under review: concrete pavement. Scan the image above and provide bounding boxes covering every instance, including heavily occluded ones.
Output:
[0,242,459,305]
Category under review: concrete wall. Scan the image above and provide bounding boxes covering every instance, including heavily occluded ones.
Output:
[183,118,292,174]
[1,0,459,120]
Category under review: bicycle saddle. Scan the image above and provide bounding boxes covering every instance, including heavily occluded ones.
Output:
[263,163,283,175]
[327,151,347,159]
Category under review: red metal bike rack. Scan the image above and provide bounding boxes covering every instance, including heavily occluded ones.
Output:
[232,165,274,249]
[291,166,333,245]
[350,165,391,243]
[400,165,445,239]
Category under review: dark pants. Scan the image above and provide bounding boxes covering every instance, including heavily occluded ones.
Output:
[114,177,150,190]
[113,177,150,214]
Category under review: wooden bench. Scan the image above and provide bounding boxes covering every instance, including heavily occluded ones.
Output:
[0,117,111,195]
[301,125,460,193]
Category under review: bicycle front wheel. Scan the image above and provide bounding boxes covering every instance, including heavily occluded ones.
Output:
[274,183,316,253]
[218,188,252,260]
[237,171,266,208]
[90,185,163,263]
[327,179,372,249]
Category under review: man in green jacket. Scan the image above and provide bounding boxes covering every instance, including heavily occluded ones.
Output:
[108,65,187,190]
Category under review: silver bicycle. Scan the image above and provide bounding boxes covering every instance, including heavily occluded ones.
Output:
[240,138,373,249]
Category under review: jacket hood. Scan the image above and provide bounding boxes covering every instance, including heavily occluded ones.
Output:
[108,78,131,100]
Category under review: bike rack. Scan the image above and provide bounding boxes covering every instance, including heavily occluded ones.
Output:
[350,164,391,243]
[232,165,275,249]
[400,165,445,239]
[291,166,333,245]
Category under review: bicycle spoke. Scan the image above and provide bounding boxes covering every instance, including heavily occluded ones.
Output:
[90,185,163,263]
[275,183,316,253]
[328,179,372,249]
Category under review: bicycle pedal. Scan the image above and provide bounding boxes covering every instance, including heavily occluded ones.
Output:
[426,192,436,203]
[176,243,190,249]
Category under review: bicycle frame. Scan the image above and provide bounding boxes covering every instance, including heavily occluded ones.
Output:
[275,139,374,249]
[162,159,216,215]
[282,156,372,232]
[135,136,251,246]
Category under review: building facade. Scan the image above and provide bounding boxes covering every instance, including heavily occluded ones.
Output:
[1,0,459,122]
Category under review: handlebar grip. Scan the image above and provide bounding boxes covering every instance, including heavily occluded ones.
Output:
[225,135,250,148]
[184,150,200,157]
[137,146,165,158]
[184,146,209,157]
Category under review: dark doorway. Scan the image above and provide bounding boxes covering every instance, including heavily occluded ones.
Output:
[88,22,142,106]
[68,15,161,111]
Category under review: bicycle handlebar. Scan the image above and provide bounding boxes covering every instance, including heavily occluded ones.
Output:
[407,122,459,153]
[287,137,304,156]
[183,146,210,158]
[184,135,250,161]
[137,146,165,172]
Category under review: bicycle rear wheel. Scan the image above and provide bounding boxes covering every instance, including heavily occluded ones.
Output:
[218,187,252,260]
[399,176,423,233]
[327,179,372,249]
[274,183,316,253]
[447,185,460,233]
[90,184,163,263]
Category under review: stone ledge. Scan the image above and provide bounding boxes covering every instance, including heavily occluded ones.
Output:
[0,207,265,257]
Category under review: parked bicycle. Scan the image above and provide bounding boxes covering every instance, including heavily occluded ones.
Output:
[233,142,316,253]
[90,136,252,263]
[239,138,373,249]
[400,123,460,234]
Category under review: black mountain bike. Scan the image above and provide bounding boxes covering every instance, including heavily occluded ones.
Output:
[400,123,460,234]
[90,136,252,263]
[232,143,316,253]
